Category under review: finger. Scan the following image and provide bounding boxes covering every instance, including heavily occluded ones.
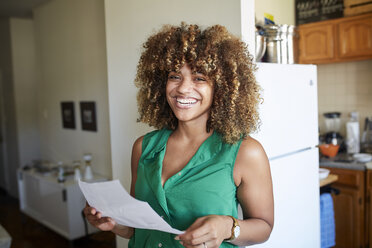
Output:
[84,206,96,215]
[182,232,213,247]
[83,207,95,217]
[107,217,115,223]
[188,233,214,247]
[180,218,205,240]
[98,217,112,224]
[86,216,100,226]
[184,220,210,239]
[88,215,112,228]
[180,220,211,245]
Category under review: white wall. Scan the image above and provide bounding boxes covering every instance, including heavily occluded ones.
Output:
[10,18,41,174]
[33,0,111,177]
[104,0,247,246]
[255,0,295,25]
[318,60,372,136]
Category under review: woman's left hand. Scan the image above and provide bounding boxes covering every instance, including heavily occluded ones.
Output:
[176,215,232,248]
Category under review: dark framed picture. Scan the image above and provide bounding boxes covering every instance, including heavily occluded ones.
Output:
[61,102,76,129]
[80,101,97,132]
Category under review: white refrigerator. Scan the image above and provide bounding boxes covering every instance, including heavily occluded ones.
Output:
[249,63,320,248]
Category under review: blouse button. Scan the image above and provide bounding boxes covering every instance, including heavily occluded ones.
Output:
[178,172,182,176]
[158,243,163,247]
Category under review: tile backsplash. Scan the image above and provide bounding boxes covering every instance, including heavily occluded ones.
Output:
[317,60,372,137]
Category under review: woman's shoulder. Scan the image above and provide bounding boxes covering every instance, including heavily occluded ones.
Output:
[233,136,270,185]
[239,136,267,159]
[136,128,172,155]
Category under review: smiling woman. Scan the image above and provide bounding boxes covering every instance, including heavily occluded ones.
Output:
[166,64,213,124]
[83,23,274,248]
[135,23,260,144]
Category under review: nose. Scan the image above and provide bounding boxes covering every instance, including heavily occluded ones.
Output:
[176,76,193,94]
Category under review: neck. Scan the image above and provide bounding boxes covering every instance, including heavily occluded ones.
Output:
[173,120,212,142]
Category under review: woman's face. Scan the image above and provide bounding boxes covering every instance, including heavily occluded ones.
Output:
[166,64,213,125]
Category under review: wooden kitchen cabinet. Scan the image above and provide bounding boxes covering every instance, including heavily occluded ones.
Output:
[299,23,335,63]
[338,14,372,59]
[321,167,366,248]
[299,12,372,64]
[367,170,372,248]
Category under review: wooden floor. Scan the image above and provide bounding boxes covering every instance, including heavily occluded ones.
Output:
[0,189,116,248]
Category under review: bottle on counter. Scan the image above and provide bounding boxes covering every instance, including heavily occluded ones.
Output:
[57,161,65,183]
[83,153,93,180]
[346,111,360,154]
[73,160,81,181]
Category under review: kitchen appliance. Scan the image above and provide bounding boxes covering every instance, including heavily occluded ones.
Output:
[319,143,340,158]
[361,117,372,153]
[346,111,360,154]
[323,112,345,152]
[262,25,298,64]
[251,63,319,247]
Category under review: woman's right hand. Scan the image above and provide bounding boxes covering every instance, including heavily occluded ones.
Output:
[83,202,116,231]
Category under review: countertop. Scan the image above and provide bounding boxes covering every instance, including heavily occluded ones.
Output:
[18,168,107,188]
[319,153,370,171]
[319,174,338,187]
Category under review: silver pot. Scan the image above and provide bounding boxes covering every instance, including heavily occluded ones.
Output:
[255,32,266,62]
[263,25,297,64]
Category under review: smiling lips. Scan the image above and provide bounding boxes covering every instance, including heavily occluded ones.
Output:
[175,97,198,108]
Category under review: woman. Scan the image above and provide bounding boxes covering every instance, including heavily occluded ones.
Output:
[84,23,274,248]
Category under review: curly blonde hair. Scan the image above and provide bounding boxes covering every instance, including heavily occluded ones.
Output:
[135,23,261,144]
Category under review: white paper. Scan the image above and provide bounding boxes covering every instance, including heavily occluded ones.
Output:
[78,179,183,235]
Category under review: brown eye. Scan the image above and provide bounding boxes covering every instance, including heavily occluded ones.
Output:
[195,77,207,82]
[168,75,180,80]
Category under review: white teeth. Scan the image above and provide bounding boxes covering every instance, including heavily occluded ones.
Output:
[176,98,197,104]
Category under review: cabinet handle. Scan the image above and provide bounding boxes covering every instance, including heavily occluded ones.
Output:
[62,189,67,202]
[18,172,23,181]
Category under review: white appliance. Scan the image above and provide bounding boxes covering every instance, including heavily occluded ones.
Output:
[250,63,320,248]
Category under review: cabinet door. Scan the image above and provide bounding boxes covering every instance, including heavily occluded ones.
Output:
[23,173,43,218]
[38,179,69,236]
[367,170,372,248]
[299,23,335,63]
[324,167,365,248]
[338,14,372,59]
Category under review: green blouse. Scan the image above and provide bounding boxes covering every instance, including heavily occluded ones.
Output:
[129,129,242,248]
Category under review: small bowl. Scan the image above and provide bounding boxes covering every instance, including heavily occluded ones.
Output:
[319,144,340,158]
[353,153,372,163]
[319,168,330,180]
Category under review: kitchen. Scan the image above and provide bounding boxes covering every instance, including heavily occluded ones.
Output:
[0,0,371,248]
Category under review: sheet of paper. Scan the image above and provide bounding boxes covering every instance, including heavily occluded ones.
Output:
[78,179,183,235]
